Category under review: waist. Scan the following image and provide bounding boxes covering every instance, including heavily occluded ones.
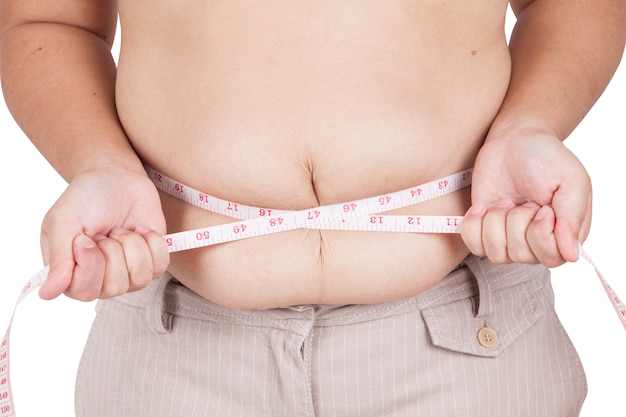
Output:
[109,257,550,325]
[154,167,474,309]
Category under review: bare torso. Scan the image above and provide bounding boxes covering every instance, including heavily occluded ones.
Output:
[115,0,511,309]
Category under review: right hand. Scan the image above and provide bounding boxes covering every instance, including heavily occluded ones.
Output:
[460,125,591,268]
[38,164,170,301]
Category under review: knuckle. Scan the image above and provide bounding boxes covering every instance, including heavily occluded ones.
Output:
[507,249,525,263]
[489,254,511,264]
[541,255,565,269]
[507,244,535,264]
[101,278,130,298]
[461,233,485,256]
[485,247,510,264]
[129,264,155,290]
[67,288,99,302]
[153,257,170,277]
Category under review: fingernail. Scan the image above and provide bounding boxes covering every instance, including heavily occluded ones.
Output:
[77,234,96,249]
[135,225,151,235]
[94,234,107,242]
[468,204,487,216]
[522,201,540,209]
[109,227,126,236]
[534,206,550,220]
[496,199,514,209]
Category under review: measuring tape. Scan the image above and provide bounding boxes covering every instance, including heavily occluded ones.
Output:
[145,166,472,250]
[1,167,624,416]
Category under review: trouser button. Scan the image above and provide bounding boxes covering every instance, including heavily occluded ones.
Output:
[477,326,499,348]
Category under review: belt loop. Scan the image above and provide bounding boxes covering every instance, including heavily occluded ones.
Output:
[464,255,493,320]
[145,272,174,334]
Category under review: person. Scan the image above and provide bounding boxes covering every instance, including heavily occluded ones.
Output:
[0,0,624,415]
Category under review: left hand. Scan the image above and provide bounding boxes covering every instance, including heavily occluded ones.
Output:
[461,125,592,268]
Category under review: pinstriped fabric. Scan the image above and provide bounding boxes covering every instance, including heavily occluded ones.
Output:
[75,257,586,417]
[309,275,586,416]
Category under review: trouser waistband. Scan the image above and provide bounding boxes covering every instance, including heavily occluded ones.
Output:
[108,255,549,336]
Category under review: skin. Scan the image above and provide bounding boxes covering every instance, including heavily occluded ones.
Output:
[0,0,624,309]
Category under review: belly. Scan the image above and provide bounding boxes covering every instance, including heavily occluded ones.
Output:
[115,0,511,308]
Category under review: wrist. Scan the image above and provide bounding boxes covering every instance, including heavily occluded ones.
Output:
[68,140,146,182]
[486,112,560,145]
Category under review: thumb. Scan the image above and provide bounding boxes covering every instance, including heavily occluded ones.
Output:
[553,182,592,263]
[38,231,82,300]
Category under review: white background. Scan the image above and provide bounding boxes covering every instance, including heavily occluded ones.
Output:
[1,8,625,417]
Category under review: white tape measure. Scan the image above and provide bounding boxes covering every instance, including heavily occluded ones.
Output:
[144,166,472,251]
[1,167,624,417]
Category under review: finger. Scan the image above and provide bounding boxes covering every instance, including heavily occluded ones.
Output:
[63,234,107,301]
[136,226,170,279]
[482,201,514,264]
[460,204,487,257]
[505,202,540,264]
[527,206,565,268]
[95,234,131,298]
[108,228,156,292]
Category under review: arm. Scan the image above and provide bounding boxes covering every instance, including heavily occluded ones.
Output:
[0,0,169,300]
[497,0,625,138]
[0,0,134,179]
[461,0,626,266]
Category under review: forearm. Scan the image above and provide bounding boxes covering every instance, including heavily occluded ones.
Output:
[0,22,143,182]
[490,0,626,140]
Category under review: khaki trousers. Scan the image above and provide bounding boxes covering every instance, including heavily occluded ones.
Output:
[75,255,586,417]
